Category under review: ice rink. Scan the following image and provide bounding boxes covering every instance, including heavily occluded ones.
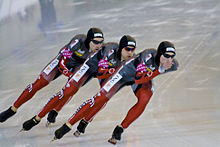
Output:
[0,0,220,146]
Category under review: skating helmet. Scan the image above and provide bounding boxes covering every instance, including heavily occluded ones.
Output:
[85,28,104,49]
[118,35,136,60]
[155,41,176,66]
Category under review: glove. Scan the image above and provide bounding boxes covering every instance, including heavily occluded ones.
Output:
[135,69,160,85]
[135,62,160,85]
[58,56,73,77]
[108,68,115,74]
[136,63,147,72]
[98,59,109,69]
[62,49,73,59]
[97,68,115,79]
[58,67,73,77]
[158,65,165,73]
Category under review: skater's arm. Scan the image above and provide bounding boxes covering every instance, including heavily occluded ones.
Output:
[96,58,115,79]
[58,56,73,77]
[97,67,115,79]
[135,68,161,85]
[58,48,73,77]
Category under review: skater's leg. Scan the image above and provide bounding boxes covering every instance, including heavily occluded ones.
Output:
[21,82,78,131]
[109,83,153,144]
[37,82,78,119]
[13,74,49,109]
[54,92,109,139]
[121,87,152,129]
[84,102,107,122]
[0,75,49,123]
[54,96,69,112]
[68,92,109,126]
[73,102,107,136]
[46,93,71,124]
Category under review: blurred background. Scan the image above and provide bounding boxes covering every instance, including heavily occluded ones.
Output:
[0,0,220,146]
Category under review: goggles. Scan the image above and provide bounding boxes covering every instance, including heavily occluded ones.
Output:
[124,47,136,52]
[92,39,104,45]
[163,53,175,58]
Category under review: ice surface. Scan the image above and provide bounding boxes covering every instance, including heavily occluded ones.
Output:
[0,0,220,146]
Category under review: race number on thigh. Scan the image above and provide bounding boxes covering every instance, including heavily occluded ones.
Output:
[43,59,59,75]
[102,73,122,92]
[71,63,89,82]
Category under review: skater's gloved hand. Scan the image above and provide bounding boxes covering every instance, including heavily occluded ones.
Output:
[97,67,116,79]
[58,67,73,77]
[98,59,109,69]
[58,55,72,77]
[135,62,161,84]
[135,68,160,85]
[62,49,73,59]
[108,68,115,74]
[158,65,165,73]
[136,63,147,73]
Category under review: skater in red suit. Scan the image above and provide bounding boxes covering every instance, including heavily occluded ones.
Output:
[0,28,104,123]
[21,35,137,131]
[53,41,179,145]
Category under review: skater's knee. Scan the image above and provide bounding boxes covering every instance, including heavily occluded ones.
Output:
[33,76,49,91]
[63,85,78,97]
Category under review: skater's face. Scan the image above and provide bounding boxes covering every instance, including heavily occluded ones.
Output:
[160,52,175,70]
[121,46,135,61]
[89,38,104,52]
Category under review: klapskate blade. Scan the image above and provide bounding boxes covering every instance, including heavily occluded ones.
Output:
[108,138,117,145]
[73,130,81,137]
[50,137,57,142]
[46,121,51,127]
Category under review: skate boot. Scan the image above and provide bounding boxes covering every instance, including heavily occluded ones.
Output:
[21,116,40,131]
[73,119,88,137]
[108,125,124,145]
[53,123,71,140]
[46,110,58,127]
[0,107,16,123]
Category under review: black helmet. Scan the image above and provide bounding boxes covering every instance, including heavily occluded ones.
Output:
[155,41,176,66]
[157,41,175,55]
[118,35,136,60]
[85,28,104,49]
[119,35,136,50]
